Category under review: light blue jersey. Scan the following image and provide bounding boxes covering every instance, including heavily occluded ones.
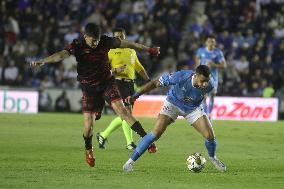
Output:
[196,47,225,82]
[159,70,214,113]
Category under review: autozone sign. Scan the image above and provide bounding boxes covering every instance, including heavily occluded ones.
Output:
[211,97,278,121]
[133,96,278,121]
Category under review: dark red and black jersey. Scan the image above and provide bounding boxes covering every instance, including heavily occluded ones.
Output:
[65,35,121,85]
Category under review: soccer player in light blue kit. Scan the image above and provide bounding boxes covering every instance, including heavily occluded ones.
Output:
[123,65,226,172]
[194,35,226,118]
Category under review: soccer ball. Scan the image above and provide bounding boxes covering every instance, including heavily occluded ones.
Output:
[186,153,206,173]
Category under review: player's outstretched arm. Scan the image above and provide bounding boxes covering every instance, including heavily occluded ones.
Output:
[30,50,70,67]
[138,69,150,82]
[126,80,160,104]
[120,40,160,56]
[136,80,160,96]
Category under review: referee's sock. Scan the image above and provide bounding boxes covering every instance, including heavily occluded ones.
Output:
[130,121,147,138]
[122,120,133,145]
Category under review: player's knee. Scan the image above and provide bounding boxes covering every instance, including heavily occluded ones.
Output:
[84,115,92,125]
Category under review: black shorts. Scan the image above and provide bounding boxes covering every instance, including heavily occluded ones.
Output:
[81,77,121,119]
[115,79,134,106]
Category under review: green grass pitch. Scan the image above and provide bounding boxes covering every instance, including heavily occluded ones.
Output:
[0,113,284,189]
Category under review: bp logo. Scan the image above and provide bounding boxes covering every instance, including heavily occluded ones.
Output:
[0,90,32,113]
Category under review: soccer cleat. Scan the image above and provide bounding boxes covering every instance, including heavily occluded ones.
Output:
[96,132,106,149]
[123,161,134,172]
[85,149,95,167]
[126,142,137,150]
[147,143,158,153]
[208,156,226,172]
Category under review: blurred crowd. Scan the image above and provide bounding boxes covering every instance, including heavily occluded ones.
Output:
[1,0,284,99]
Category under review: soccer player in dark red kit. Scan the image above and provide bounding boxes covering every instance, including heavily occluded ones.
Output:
[31,23,159,167]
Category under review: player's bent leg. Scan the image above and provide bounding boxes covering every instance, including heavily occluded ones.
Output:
[152,114,173,138]
[143,114,173,153]
[97,105,132,149]
[83,112,96,167]
[83,112,94,138]
[123,114,173,172]
[112,100,146,137]
[96,117,122,149]
[101,117,122,139]
[111,99,136,124]
[112,100,158,153]
[101,101,131,143]
[191,115,226,172]
[122,120,136,150]
[191,115,215,140]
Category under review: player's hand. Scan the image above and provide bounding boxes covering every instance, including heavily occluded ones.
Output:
[114,64,126,74]
[126,96,136,105]
[30,60,45,68]
[148,47,160,56]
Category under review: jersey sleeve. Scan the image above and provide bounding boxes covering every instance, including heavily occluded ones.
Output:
[196,48,202,59]
[207,78,214,93]
[158,71,187,87]
[133,50,144,72]
[216,50,225,62]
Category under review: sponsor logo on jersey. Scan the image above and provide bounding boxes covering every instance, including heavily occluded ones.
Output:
[183,96,193,103]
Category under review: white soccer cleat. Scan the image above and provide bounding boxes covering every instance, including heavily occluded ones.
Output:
[209,156,226,172]
[123,161,134,172]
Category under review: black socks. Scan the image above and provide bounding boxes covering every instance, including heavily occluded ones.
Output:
[131,121,147,138]
[83,135,93,150]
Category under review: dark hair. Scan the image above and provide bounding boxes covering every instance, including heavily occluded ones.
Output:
[196,65,211,78]
[85,23,101,38]
[113,27,126,34]
[204,34,216,41]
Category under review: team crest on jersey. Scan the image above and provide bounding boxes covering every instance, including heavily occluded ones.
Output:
[183,96,193,103]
